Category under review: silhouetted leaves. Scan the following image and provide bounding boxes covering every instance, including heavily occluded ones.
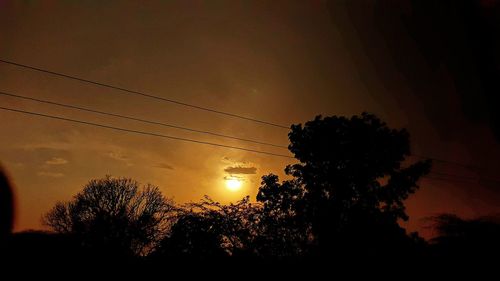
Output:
[263,113,432,257]
[155,196,259,259]
[255,175,308,257]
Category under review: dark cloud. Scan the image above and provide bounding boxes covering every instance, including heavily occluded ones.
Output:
[224,175,244,180]
[153,163,174,170]
[222,157,249,165]
[224,166,257,175]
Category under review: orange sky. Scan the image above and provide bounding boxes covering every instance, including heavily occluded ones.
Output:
[1,0,499,235]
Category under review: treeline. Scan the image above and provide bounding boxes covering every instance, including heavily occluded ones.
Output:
[4,176,499,275]
[1,113,499,274]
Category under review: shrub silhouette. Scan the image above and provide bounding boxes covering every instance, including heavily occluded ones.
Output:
[154,196,259,259]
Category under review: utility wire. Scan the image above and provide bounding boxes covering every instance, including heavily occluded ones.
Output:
[423,173,500,187]
[0,106,294,159]
[0,59,493,170]
[422,175,479,184]
[410,154,478,170]
[429,171,478,182]
[0,103,496,176]
[0,58,290,129]
[411,154,500,182]
[0,91,288,149]
[429,171,500,183]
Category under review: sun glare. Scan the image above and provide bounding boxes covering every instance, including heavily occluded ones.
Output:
[225,178,242,192]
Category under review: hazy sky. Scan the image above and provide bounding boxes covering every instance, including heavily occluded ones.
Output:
[1,0,499,235]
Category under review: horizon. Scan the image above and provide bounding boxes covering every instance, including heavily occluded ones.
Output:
[1,0,500,241]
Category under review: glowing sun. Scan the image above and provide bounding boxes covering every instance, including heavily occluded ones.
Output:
[225,178,242,192]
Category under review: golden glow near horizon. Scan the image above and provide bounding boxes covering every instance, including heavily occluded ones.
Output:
[225,178,243,192]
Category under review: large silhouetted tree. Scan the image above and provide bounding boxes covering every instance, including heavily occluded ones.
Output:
[258,113,432,258]
[43,176,175,256]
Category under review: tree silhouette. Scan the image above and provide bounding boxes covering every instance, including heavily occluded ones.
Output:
[429,213,500,259]
[255,174,307,257]
[43,176,175,257]
[258,113,432,258]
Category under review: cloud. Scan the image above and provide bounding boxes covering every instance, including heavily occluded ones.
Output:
[107,151,128,162]
[221,157,250,165]
[18,130,82,151]
[224,175,244,181]
[20,142,70,152]
[45,157,68,165]
[153,163,174,170]
[37,171,64,178]
[224,166,257,175]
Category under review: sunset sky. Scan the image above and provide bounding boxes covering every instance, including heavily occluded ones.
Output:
[1,0,499,236]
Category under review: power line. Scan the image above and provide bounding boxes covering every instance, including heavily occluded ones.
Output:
[0,106,294,159]
[0,58,290,129]
[411,154,500,182]
[0,58,491,169]
[429,171,478,181]
[423,173,500,187]
[410,154,478,170]
[428,171,500,184]
[0,91,288,149]
[0,104,495,173]
[0,57,483,169]
[422,175,479,185]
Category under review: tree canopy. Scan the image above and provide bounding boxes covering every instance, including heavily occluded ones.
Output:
[258,113,431,256]
[43,176,175,256]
